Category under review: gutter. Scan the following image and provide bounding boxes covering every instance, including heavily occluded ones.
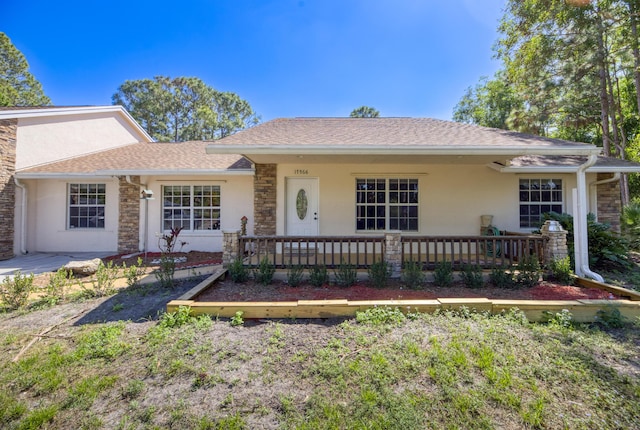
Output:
[574,154,604,282]
[13,178,27,255]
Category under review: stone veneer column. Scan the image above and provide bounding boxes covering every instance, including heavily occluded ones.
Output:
[596,173,621,232]
[254,164,277,235]
[540,220,568,265]
[384,231,402,278]
[0,119,17,260]
[117,176,141,254]
[222,230,241,267]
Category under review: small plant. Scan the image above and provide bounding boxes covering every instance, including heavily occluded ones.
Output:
[230,310,244,326]
[514,254,541,288]
[433,261,454,287]
[595,304,626,328]
[542,308,573,329]
[43,268,72,305]
[253,257,275,286]
[367,260,391,289]
[90,260,119,296]
[309,265,329,287]
[401,260,425,290]
[158,226,187,254]
[0,271,34,310]
[460,264,484,289]
[547,256,573,285]
[154,255,176,288]
[228,258,249,283]
[490,265,515,288]
[286,265,305,287]
[356,306,406,325]
[123,257,146,288]
[334,260,357,287]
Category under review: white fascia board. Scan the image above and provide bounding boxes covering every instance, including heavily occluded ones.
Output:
[206,144,600,157]
[489,162,640,174]
[15,172,115,180]
[94,169,255,176]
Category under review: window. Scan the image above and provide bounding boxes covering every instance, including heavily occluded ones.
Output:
[162,185,221,231]
[519,178,563,228]
[68,183,106,228]
[356,178,419,231]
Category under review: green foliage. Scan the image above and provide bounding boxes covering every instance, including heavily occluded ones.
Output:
[230,311,244,327]
[401,260,425,290]
[253,257,275,286]
[547,256,573,285]
[433,261,454,287]
[334,260,357,287]
[123,257,146,288]
[355,306,406,325]
[621,199,640,250]
[75,322,130,360]
[155,255,176,288]
[43,268,72,305]
[157,306,212,330]
[89,261,119,296]
[514,255,541,288]
[0,32,51,106]
[112,76,259,142]
[460,264,484,289]
[367,260,391,289]
[542,309,574,329]
[349,106,380,118]
[286,265,305,287]
[595,305,626,328]
[228,258,249,283]
[490,266,515,289]
[309,265,329,287]
[0,270,34,310]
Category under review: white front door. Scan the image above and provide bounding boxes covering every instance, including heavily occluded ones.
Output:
[286,177,319,236]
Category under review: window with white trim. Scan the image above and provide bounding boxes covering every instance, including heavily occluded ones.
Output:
[68,183,106,228]
[356,178,419,231]
[162,185,221,231]
[519,178,563,228]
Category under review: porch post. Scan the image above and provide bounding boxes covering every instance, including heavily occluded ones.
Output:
[384,231,402,278]
[223,230,241,268]
[540,220,568,265]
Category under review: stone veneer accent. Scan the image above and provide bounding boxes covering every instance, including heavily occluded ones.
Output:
[596,173,621,232]
[254,164,277,235]
[222,230,241,267]
[540,220,568,264]
[0,119,17,260]
[117,176,141,254]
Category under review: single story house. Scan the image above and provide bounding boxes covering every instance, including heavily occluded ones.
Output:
[2,109,639,280]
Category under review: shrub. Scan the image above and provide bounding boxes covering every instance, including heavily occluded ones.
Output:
[44,268,72,304]
[309,265,329,287]
[433,261,454,287]
[460,264,484,289]
[401,260,425,290]
[595,304,626,328]
[123,257,146,288]
[154,255,176,288]
[90,261,119,296]
[621,199,640,250]
[490,266,515,289]
[286,265,305,287]
[228,257,249,283]
[253,257,275,286]
[367,260,391,289]
[514,255,541,288]
[230,310,244,327]
[0,271,34,310]
[334,260,357,287]
[547,256,573,285]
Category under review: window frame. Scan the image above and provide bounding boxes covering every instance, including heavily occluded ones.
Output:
[161,184,221,232]
[67,183,106,229]
[519,178,564,229]
[355,177,419,232]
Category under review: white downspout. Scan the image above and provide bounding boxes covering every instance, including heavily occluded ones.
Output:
[13,178,28,254]
[573,154,604,282]
[125,175,148,254]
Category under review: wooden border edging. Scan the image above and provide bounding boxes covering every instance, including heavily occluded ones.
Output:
[166,274,640,322]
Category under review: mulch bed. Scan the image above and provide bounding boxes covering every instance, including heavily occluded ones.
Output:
[104,251,222,270]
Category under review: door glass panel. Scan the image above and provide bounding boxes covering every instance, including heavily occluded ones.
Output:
[296,189,308,220]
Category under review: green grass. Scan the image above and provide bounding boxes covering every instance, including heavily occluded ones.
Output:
[0,301,639,428]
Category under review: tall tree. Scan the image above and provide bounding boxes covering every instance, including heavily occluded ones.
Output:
[112,76,259,142]
[0,32,50,106]
[350,106,380,118]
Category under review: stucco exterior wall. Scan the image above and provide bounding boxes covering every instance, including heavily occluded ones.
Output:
[276,163,584,236]
[16,112,146,170]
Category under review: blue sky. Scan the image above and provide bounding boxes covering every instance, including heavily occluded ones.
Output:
[2,0,505,121]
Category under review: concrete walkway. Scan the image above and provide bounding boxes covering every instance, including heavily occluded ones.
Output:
[0,252,112,281]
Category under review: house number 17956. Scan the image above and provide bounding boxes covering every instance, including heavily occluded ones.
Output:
[295,169,309,175]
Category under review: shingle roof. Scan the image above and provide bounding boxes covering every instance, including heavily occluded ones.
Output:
[506,155,640,172]
[209,117,598,150]
[17,141,252,176]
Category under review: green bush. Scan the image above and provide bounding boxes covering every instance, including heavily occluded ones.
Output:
[0,271,34,310]
[490,266,515,289]
[309,265,329,287]
[547,256,573,285]
[154,255,176,288]
[253,257,275,286]
[367,260,390,289]
[334,260,357,287]
[228,258,249,283]
[123,257,146,288]
[460,264,484,289]
[433,261,454,287]
[43,268,72,305]
[401,260,425,290]
[287,265,305,287]
[514,255,541,288]
[621,199,640,250]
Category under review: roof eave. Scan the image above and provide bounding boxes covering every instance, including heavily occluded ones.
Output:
[16,168,255,179]
[488,162,640,173]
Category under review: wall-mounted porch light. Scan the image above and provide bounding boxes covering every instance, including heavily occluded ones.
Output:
[141,189,154,200]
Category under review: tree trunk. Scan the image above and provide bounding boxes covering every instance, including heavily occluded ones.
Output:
[596,12,612,156]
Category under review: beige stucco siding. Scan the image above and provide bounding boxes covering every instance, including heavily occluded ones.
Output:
[16,113,145,170]
[277,163,586,236]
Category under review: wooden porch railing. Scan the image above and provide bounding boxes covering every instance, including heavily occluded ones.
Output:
[238,236,385,269]
[402,235,548,269]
